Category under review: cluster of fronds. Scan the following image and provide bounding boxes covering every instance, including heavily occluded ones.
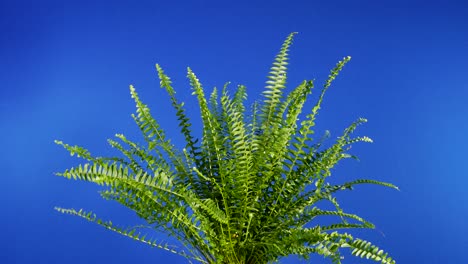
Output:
[55,32,398,263]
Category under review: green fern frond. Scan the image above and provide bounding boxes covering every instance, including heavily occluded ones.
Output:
[295,56,352,163]
[338,179,400,191]
[220,88,252,185]
[54,207,207,263]
[271,58,353,214]
[233,84,247,114]
[253,33,299,199]
[55,140,93,159]
[156,64,199,165]
[321,223,374,231]
[346,238,396,264]
[187,68,225,180]
[287,178,398,226]
[130,85,189,178]
[303,207,373,226]
[56,162,174,197]
[129,84,167,148]
[261,32,297,130]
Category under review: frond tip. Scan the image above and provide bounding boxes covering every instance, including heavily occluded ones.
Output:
[345,239,396,264]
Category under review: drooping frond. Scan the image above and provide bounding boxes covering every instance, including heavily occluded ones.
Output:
[54,207,207,263]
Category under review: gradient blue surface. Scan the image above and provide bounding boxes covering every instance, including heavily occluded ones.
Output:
[1,0,467,263]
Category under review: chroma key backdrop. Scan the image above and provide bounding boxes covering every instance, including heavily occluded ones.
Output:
[1,1,467,263]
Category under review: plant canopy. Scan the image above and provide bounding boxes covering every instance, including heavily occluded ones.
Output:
[55,33,398,263]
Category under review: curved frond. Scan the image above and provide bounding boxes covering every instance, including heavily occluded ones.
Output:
[54,207,207,263]
[346,238,396,264]
[294,56,352,167]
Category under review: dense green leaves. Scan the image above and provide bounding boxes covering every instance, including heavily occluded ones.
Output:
[55,33,397,263]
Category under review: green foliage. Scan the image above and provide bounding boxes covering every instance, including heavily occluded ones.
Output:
[55,33,398,263]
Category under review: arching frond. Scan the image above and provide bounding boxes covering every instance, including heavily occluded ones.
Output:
[54,207,208,263]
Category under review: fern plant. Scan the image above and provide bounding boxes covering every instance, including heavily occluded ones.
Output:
[55,32,398,264]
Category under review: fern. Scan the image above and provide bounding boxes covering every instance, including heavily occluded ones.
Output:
[55,33,398,263]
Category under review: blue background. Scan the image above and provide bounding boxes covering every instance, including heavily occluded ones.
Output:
[1,0,467,263]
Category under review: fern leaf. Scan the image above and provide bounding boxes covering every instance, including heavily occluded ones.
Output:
[129,85,189,178]
[295,56,352,166]
[187,68,225,180]
[346,238,396,264]
[156,64,200,169]
[54,140,94,159]
[54,207,207,263]
[261,32,297,131]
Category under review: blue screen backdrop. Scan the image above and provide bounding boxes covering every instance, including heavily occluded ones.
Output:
[1,0,467,263]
